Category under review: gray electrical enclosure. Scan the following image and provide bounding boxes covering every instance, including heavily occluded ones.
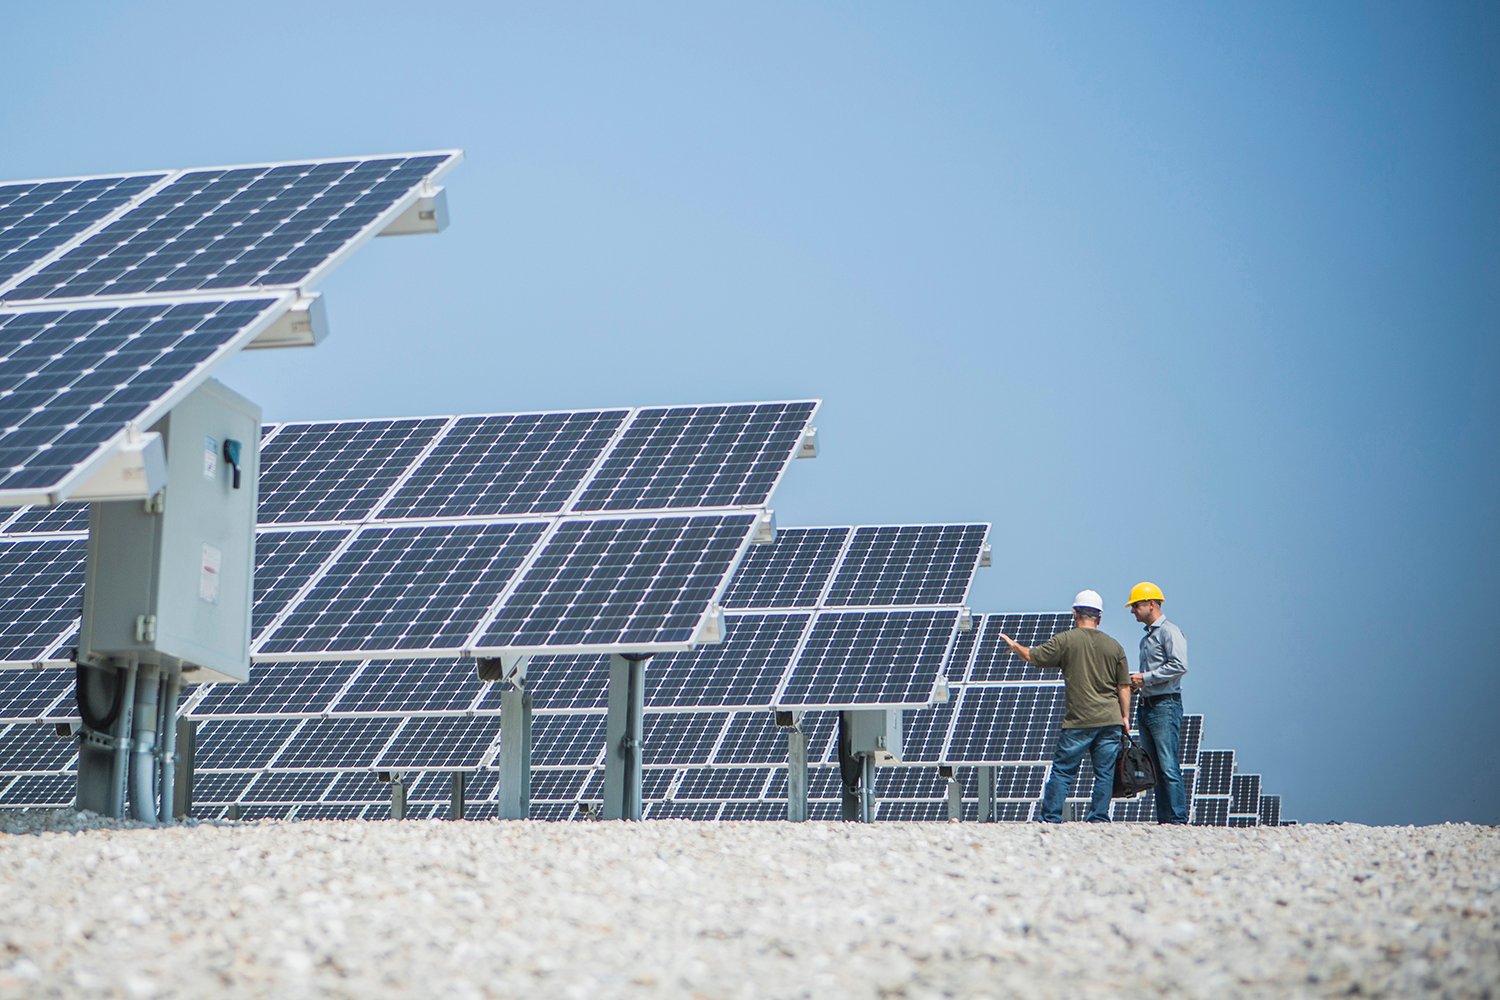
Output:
[79,379,261,684]
[845,709,904,764]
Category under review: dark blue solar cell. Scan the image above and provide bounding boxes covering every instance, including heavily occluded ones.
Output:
[257,418,447,524]
[570,401,817,512]
[712,709,836,766]
[1258,795,1281,827]
[944,684,1066,764]
[477,513,756,651]
[497,654,609,711]
[0,298,284,500]
[898,696,957,763]
[243,771,340,803]
[777,610,960,708]
[251,529,350,640]
[645,612,810,709]
[376,410,628,519]
[823,524,988,607]
[188,662,356,717]
[8,155,454,300]
[255,520,548,657]
[1181,715,1204,763]
[965,613,1073,683]
[376,716,502,770]
[719,527,848,610]
[1194,798,1230,827]
[331,659,485,714]
[0,173,165,287]
[0,537,86,664]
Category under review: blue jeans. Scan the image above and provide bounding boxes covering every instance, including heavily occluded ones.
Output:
[1040,725,1122,822]
[1139,694,1188,823]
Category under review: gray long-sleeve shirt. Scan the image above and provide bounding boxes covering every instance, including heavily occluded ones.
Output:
[1138,616,1187,697]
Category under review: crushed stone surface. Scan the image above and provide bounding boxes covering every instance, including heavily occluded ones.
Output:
[1,812,1496,998]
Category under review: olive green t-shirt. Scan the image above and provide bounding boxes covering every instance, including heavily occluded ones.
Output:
[1029,627,1130,729]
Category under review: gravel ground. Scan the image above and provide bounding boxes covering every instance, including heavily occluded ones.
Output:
[1,812,1495,998]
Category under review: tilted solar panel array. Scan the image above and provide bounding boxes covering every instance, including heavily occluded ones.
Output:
[0,400,818,667]
[0,153,461,508]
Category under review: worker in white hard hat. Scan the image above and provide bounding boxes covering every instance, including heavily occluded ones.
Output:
[1127,581,1189,824]
[997,590,1131,823]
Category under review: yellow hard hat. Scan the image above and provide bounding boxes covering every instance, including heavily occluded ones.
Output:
[1127,581,1165,607]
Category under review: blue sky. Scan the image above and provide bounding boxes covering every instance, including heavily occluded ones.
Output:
[5,2,1496,824]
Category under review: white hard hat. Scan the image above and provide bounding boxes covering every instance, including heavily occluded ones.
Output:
[1072,589,1104,612]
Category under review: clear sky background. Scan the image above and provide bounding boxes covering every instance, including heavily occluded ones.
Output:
[4,2,1495,825]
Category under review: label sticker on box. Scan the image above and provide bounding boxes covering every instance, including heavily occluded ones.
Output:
[203,437,218,480]
[200,544,221,604]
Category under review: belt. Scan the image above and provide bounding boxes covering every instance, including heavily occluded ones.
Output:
[1141,692,1181,701]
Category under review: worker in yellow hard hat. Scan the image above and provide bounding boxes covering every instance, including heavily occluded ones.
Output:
[1127,582,1189,824]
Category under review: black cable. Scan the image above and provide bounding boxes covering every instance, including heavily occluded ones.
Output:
[837,713,861,792]
[75,662,125,732]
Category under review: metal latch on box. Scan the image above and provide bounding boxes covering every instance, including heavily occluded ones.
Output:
[134,615,157,643]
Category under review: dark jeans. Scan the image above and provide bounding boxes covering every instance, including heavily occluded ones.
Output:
[1139,693,1188,823]
[1039,725,1122,822]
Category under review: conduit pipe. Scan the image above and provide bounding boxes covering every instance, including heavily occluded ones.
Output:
[130,664,161,823]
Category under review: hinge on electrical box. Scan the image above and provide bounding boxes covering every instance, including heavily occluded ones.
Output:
[134,614,157,643]
[143,492,165,515]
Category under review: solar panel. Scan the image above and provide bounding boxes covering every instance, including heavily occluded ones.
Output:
[965,613,1074,683]
[532,713,607,767]
[0,172,166,286]
[671,767,773,801]
[325,770,388,803]
[0,772,73,807]
[375,410,628,519]
[257,419,446,524]
[250,529,352,639]
[0,537,85,665]
[1181,714,1204,764]
[775,610,960,709]
[0,723,74,772]
[186,662,354,717]
[190,771,258,803]
[530,768,590,802]
[474,513,757,653]
[646,800,721,820]
[1231,773,1262,815]
[272,717,401,770]
[375,716,501,771]
[505,655,609,711]
[0,296,289,506]
[712,710,834,766]
[0,669,71,720]
[195,719,300,770]
[994,765,1050,799]
[255,521,550,658]
[1259,794,1282,826]
[640,712,727,766]
[645,612,811,709]
[570,401,817,512]
[898,697,957,763]
[330,659,485,715]
[944,684,1067,763]
[1,153,459,302]
[1193,798,1230,826]
[243,771,339,803]
[0,501,89,535]
[720,800,790,821]
[823,524,988,608]
[719,527,849,610]
[1196,750,1235,796]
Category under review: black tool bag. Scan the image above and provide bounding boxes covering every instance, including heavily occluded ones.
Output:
[1113,734,1157,798]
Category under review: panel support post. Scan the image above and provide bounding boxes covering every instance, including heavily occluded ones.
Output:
[602,653,648,820]
[173,717,197,820]
[450,772,467,821]
[496,686,533,819]
[944,766,963,821]
[390,773,407,820]
[778,710,808,822]
[977,765,996,823]
[157,673,181,824]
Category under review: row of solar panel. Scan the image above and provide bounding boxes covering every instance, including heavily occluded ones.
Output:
[0,153,461,302]
[0,400,822,532]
